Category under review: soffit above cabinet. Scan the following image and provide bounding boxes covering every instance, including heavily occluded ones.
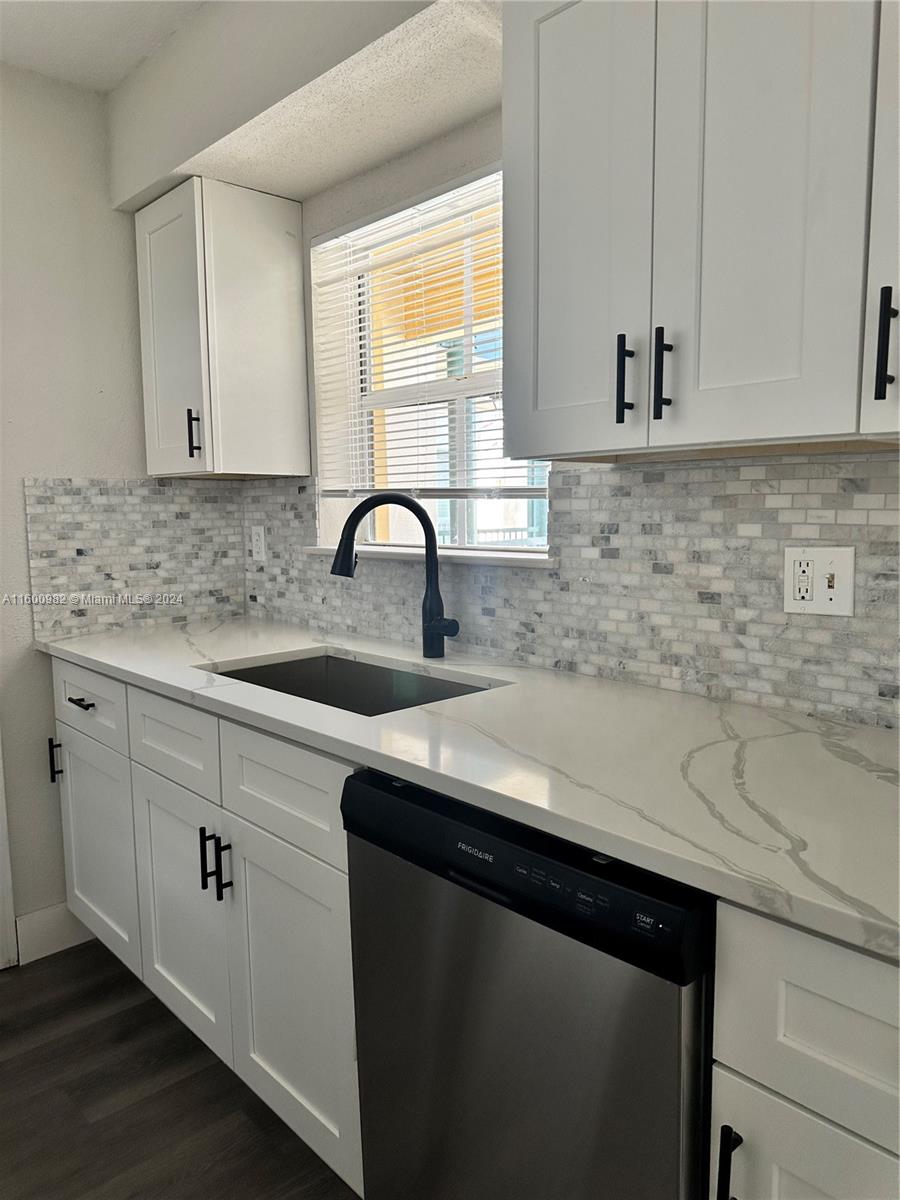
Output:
[179,0,501,202]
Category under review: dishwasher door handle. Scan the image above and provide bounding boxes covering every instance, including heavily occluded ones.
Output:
[447,868,511,908]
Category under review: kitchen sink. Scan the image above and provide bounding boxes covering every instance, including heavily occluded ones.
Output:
[213,652,488,717]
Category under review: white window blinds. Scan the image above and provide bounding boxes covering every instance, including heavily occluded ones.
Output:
[311,172,548,509]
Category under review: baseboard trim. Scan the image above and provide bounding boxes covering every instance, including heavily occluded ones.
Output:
[16,903,93,965]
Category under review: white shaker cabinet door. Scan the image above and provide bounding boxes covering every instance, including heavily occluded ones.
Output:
[861,0,900,434]
[57,723,141,975]
[132,764,233,1064]
[710,1066,899,1200]
[652,1,878,446]
[223,813,363,1196]
[135,177,212,475]
[503,0,655,458]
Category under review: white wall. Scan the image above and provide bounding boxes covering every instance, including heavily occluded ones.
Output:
[108,0,427,209]
[0,64,145,924]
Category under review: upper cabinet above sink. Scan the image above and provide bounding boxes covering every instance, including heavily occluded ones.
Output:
[503,0,899,460]
[135,178,310,476]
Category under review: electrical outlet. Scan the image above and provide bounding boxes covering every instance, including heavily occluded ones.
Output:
[783,546,855,616]
[251,525,267,562]
[793,559,814,603]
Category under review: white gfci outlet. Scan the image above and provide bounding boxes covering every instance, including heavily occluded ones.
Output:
[251,525,267,562]
[783,546,855,616]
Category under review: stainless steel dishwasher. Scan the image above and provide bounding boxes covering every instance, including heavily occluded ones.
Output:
[342,770,715,1200]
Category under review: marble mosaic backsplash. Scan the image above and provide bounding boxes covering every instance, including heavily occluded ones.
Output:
[24,451,900,727]
[23,478,245,638]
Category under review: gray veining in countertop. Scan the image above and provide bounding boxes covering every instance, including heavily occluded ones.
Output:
[38,616,899,959]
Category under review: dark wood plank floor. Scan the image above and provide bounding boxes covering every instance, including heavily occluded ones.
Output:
[0,940,359,1200]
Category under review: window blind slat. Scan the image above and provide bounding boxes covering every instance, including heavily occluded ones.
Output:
[311,172,548,549]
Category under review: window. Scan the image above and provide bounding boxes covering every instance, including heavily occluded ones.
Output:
[311,172,548,552]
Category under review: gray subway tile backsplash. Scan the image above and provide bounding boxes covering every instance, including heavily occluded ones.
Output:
[24,451,899,728]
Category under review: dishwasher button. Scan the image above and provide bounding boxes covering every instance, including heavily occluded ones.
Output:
[514,863,529,878]
[633,910,659,936]
[547,877,563,893]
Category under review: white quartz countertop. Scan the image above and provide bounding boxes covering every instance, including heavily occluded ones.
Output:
[38,616,899,960]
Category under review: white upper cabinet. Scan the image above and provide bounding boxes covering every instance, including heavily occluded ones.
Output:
[503,0,655,458]
[135,177,310,477]
[861,0,900,435]
[651,0,877,447]
[504,0,886,458]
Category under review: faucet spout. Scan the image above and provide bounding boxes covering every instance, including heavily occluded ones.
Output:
[330,492,460,659]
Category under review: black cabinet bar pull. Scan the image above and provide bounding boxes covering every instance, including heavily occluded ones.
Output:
[715,1124,743,1200]
[199,826,217,891]
[186,407,202,458]
[213,838,234,903]
[874,285,898,400]
[48,737,63,783]
[615,333,636,424]
[652,325,674,419]
[67,696,96,712]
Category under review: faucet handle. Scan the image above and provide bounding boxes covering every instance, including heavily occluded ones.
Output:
[428,617,460,638]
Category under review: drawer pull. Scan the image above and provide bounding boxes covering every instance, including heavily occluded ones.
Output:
[199,826,217,892]
[652,325,674,419]
[874,285,898,400]
[715,1124,743,1200]
[67,696,96,712]
[213,837,233,903]
[186,407,202,458]
[47,737,63,783]
[615,333,635,423]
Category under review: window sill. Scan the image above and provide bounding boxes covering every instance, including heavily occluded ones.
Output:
[304,545,556,569]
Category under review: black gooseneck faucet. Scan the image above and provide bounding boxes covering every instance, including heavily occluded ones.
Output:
[330,492,460,659]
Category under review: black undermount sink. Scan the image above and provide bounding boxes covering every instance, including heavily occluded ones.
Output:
[214,652,487,717]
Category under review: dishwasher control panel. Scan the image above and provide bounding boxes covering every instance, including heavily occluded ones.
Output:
[448,823,688,956]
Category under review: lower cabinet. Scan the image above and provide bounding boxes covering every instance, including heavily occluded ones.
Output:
[710,1065,898,1200]
[132,764,233,1064]
[223,811,363,1196]
[57,722,141,975]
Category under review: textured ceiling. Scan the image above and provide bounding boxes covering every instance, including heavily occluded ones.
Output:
[180,0,501,201]
[0,1,204,92]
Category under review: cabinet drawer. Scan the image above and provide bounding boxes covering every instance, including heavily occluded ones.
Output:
[128,687,220,802]
[220,721,354,870]
[715,903,899,1152]
[710,1065,898,1200]
[53,659,128,754]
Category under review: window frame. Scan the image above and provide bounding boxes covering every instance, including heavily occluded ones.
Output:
[310,166,549,556]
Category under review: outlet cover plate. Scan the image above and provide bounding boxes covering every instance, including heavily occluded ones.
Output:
[251,525,267,562]
[783,546,855,616]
